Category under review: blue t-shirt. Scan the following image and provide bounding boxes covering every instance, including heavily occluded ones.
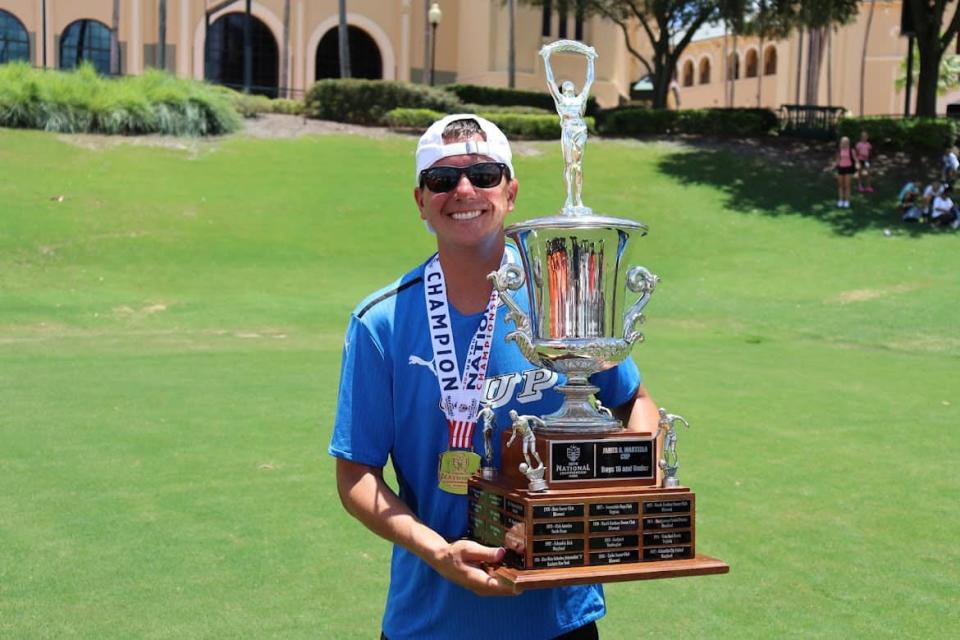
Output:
[330,253,642,640]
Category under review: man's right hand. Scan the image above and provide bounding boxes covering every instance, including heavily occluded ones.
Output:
[428,539,520,597]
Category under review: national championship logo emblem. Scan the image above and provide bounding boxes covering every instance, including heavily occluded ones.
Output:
[566,445,581,463]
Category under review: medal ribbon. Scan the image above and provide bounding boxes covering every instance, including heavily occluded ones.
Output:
[424,253,503,450]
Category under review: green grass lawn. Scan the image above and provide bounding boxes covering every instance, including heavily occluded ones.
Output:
[1,127,957,639]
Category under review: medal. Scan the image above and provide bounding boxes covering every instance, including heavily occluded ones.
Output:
[437,450,482,494]
[424,253,505,494]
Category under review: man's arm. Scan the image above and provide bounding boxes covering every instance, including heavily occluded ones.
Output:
[335,458,518,596]
[611,383,659,433]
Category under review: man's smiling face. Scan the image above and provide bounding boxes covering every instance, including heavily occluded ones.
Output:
[414,135,518,251]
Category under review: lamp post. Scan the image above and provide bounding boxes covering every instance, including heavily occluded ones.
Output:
[428,2,442,86]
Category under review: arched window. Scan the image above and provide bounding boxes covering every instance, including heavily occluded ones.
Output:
[205,13,279,97]
[681,59,694,87]
[0,9,30,64]
[699,57,711,84]
[727,52,739,81]
[745,49,758,78]
[60,19,112,74]
[764,45,777,75]
[315,25,383,80]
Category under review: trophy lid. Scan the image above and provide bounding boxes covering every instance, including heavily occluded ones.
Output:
[505,214,648,236]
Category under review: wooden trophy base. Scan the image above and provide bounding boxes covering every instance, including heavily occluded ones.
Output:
[467,429,729,588]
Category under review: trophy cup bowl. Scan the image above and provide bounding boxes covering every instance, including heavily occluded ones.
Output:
[490,214,657,433]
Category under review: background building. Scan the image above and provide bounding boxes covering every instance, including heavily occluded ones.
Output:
[672,1,932,116]
[0,1,929,114]
[0,0,636,106]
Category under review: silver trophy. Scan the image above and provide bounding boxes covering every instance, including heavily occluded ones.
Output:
[489,40,658,433]
[657,408,690,488]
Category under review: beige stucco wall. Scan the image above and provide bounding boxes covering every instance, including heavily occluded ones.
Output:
[672,1,956,116]
[0,0,635,106]
[1,0,943,114]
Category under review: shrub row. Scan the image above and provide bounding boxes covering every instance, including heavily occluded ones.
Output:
[230,92,305,118]
[384,108,594,140]
[305,79,459,125]
[599,107,778,137]
[837,116,957,151]
[445,83,599,117]
[0,62,241,136]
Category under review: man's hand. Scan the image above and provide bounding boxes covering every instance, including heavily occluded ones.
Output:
[428,540,520,597]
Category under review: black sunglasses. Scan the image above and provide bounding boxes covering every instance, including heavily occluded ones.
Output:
[419,162,510,193]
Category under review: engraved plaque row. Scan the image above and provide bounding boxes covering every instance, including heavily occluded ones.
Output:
[467,487,695,569]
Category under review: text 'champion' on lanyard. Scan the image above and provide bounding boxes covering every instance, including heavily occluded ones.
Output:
[424,253,504,449]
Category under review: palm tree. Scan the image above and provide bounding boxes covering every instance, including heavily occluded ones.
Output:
[338,0,351,78]
[158,0,167,70]
[281,0,290,96]
[858,0,875,116]
[508,0,516,88]
[110,0,120,74]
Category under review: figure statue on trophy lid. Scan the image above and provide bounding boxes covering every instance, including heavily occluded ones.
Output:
[507,410,547,491]
[477,401,497,479]
[540,39,597,216]
[657,408,691,488]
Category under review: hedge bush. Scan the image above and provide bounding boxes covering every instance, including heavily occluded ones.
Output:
[384,108,592,140]
[445,83,599,117]
[305,79,460,125]
[599,108,677,135]
[0,62,241,136]
[230,91,305,118]
[837,116,958,151]
[600,107,777,137]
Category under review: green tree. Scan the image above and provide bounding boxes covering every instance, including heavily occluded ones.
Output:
[522,1,724,108]
[908,0,960,116]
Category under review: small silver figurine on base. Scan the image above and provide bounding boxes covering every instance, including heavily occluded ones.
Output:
[507,410,548,492]
[540,39,597,216]
[477,401,498,479]
[657,408,690,488]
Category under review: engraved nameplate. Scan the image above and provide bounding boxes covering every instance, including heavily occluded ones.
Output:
[643,499,691,514]
[643,530,692,546]
[550,438,656,482]
[483,493,504,510]
[534,521,585,536]
[533,538,584,554]
[533,503,585,519]
[590,550,639,565]
[642,515,691,531]
[468,485,483,500]
[589,518,639,533]
[643,545,692,561]
[589,502,639,517]
[589,534,638,550]
[533,552,585,568]
[505,499,525,517]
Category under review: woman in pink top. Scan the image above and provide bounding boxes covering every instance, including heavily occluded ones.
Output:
[855,131,873,193]
[834,136,858,208]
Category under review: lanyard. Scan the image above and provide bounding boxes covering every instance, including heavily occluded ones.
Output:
[423,253,503,449]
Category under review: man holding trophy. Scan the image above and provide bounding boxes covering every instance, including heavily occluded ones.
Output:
[330,41,659,640]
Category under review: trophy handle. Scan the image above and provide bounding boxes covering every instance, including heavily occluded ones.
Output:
[488,264,542,366]
[622,266,659,346]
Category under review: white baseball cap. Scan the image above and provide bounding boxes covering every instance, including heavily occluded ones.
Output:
[414,113,515,186]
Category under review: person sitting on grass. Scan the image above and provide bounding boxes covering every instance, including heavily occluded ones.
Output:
[930,185,960,229]
[898,180,922,223]
[855,131,873,193]
[922,179,944,221]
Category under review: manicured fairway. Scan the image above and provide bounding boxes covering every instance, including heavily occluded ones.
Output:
[1,127,957,639]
